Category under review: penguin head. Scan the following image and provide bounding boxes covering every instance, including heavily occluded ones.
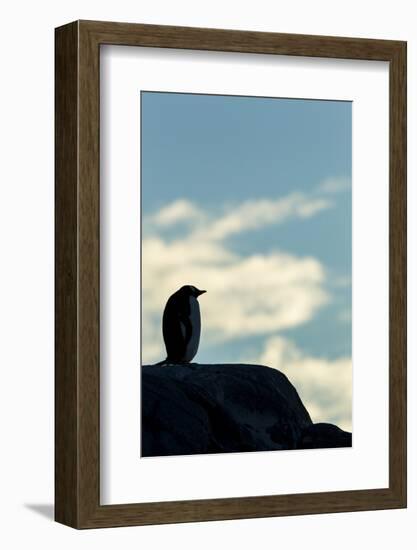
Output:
[179,285,207,298]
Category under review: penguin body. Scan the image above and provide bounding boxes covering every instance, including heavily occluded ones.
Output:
[162,285,206,363]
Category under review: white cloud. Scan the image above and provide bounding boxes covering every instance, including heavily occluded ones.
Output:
[332,275,351,288]
[191,193,332,241]
[141,190,334,363]
[147,199,204,227]
[143,242,328,350]
[318,177,351,194]
[252,335,352,431]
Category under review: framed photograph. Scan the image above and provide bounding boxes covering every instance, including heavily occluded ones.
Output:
[55,20,406,528]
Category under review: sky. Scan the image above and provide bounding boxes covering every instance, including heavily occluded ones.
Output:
[141,91,352,431]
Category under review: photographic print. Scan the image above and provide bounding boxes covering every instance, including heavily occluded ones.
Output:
[55,21,406,527]
[141,91,352,458]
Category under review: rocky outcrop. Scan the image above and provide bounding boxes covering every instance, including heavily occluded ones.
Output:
[141,363,351,457]
[298,422,352,449]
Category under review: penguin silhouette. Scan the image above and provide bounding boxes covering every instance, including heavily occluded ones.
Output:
[162,285,206,363]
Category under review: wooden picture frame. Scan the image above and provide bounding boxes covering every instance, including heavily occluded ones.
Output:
[55,20,407,529]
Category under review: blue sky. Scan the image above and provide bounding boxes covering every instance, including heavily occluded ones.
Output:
[141,91,352,429]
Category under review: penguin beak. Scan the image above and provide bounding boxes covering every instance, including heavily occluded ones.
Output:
[196,289,207,296]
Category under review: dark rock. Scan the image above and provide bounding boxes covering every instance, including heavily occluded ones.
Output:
[141,363,351,457]
[297,422,352,449]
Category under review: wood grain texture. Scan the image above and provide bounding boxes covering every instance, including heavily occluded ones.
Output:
[388,41,407,505]
[55,20,407,529]
[55,21,79,527]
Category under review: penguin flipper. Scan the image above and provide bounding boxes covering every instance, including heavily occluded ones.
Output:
[179,315,193,347]
[163,309,191,361]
